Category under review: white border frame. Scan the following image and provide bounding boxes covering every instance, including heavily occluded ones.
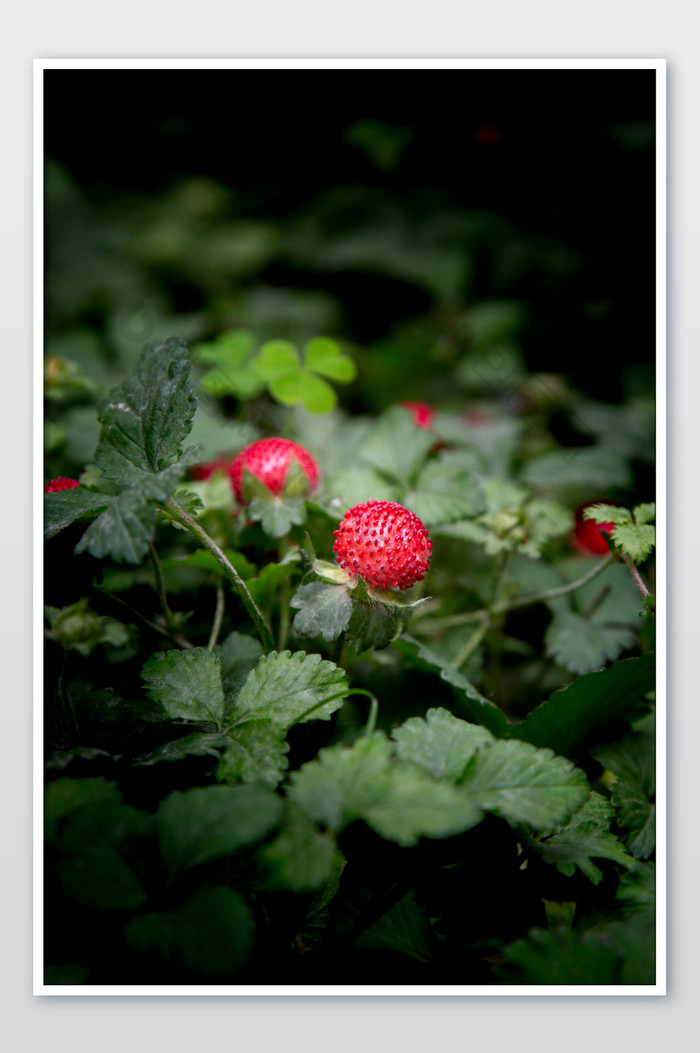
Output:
[33,56,666,997]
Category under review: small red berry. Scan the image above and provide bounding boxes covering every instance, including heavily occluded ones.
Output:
[230,438,319,505]
[44,477,80,494]
[401,401,435,430]
[573,503,617,555]
[333,500,432,591]
[190,456,236,481]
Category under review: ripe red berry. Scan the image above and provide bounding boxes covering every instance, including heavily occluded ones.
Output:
[401,401,435,430]
[190,455,236,481]
[230,438,319,505]
[333,500,433,591]
[573,503,617,555]
[44,477,80,494]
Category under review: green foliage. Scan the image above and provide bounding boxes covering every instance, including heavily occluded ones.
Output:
[250,337,356,413]
[533,792,634,883]
[584,502,656,563]
[391,707,494,781]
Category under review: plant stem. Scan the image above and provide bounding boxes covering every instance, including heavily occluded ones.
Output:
[277,539,291,651]
[148,542,174,629]
[207,581,225,652]
[350,689,380,737]
[621,552,651,600]
[450,617,490,671]
[164,497,274,651]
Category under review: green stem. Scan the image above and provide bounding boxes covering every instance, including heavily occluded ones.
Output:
[621,552,650,600]
[450,617,490,671]
[208,581,226,652]
[164,497,274,651]
[277,540,291,652]
[148,542,175,629]
[349,689,380,737]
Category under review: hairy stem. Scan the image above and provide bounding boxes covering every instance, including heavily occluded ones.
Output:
[164,497,274,651]
[621,552,651,600]
[207,581,226,652]
[450,617,490,671]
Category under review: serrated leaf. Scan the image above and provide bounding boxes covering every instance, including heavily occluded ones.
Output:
[229,650,350,729]
[611,780,656,859]
[260,802,338,891]
[458,739,589,833]
[217,632,263,699]
[156,784,282,880]
[616,861,655,913]
[391,635,510,737]
[56,801,152,911]
[405,460,487,526]
[346,594,405,652]
[133,732,228,767]
[545,609,636,675]
[611,523,656,564]
[288,734,482,846]
[534,792,634,883]
[363,765,483,846]
[126,886,254,975]
[44,487,114,539]
[75,487,159,563]
[359,406,434,486]
[584,504,632,526]
[355,890,433,964]
[326,466,401,508]
[290,581,353,642]
[247,495,306,537]
[304,337,356,382]
[142,648,226,726]
[392,707,494,781]
[634,503,656,525]
[511,653,655,759]
[216,719,290,788]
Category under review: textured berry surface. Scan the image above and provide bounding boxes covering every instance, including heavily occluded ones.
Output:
[230,438,319,504]
[333,500,432,591]
[401,401,435,430]
[573,503,616,555]
[44,477,80,494]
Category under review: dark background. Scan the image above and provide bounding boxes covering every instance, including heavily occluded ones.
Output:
[44,69,657,403]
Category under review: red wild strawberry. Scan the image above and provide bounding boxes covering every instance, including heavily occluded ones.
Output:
[190,455,236,481]
[333,500,432,591]
[230,438,319,505]
[573,503,617,555]
[401,401,435,430]
[44,477,80,494]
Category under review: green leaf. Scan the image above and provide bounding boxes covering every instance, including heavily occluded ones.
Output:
[355,890,433,964]
[610,523,656,564]
[217,632,264,700]
[545,610,636,675]
[534,792,634,883]
[44,487,114,539]
[391,635,511,737]
[346,593,406,653]
[458,739,589,833]
[583,504,632,526]
[142,648,226,726]
[290,581,353,642]
[45,597,129,655]
[45,776,123,843]
[216,719,290,788]
[288,734,482,846]
[95,336,197,482]
[193,329,264,399]
[229,650,350,729]
[363,765,483,846]
[270,370,337,413]
[133,732,229,767]
[156,784,283,880]
[247,495,307,537]
[126,886,254,975]
[634,503,656,525]
[74,487,159,563]
[359,406,434,486]
[611,780,655,859]
[405,460,487,526]
[326,466,401,509]
[246,561,297,610]
[391,707,494,782]
[494,927,619,985]
[616,861,655,913]
[304,337,356,382]
[260,802,338,891]
[511,653,655,759]
[252,339,300,379]
[56,801,152,911]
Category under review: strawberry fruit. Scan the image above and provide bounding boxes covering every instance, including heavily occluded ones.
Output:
[573,503,616,555]
[230,438,319,505]
[44,477,80,494]
[401,400,435,430]
[333,500,432,591]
